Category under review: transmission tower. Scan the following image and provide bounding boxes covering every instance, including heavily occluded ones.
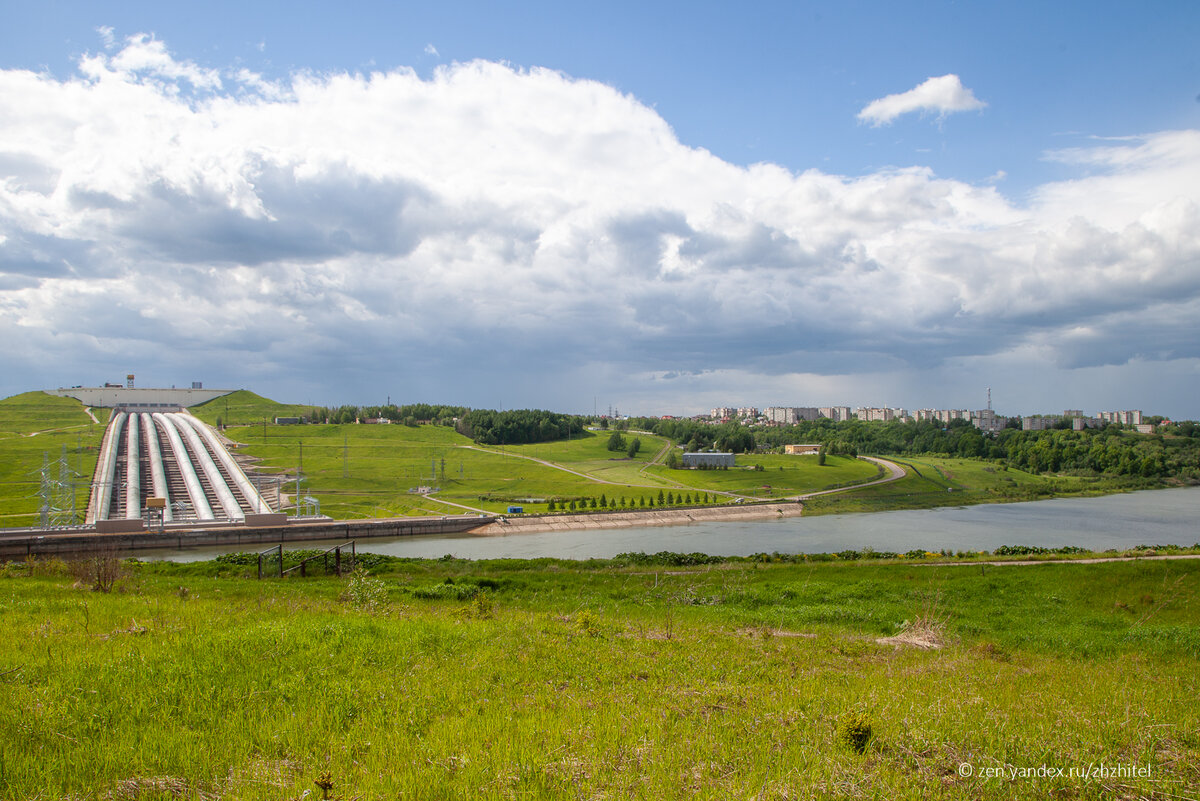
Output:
[36,445,82,528]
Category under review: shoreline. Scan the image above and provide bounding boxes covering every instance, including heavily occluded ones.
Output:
[471,503,804,535]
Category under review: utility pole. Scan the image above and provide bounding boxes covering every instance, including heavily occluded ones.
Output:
[296,440,303,516]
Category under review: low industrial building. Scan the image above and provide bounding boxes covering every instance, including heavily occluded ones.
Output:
[682,452,736,468]
[783,444,821,455]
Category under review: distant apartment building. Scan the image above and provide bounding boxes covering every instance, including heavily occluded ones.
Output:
[971,409,1011,434]
[765,406,821,424]
[820,406,852,422]
[1099,410,1144,426]
[736,407,760,420]
[710,407,736,421]
[1025,411,1103,431]
[783,444,822,455]
[764,406,797,425]
[855,407,895,422]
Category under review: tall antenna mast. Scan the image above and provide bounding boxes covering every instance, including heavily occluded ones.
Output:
[987,387,992,412]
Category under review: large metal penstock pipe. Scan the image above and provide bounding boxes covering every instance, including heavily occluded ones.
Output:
[141,412,172,522]
[90,411,126,522]
[124,413,140,519]
[154,412,214,520]
[168,413,243,520]
[187,413,270,514]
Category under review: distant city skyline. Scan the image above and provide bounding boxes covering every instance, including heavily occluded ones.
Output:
[3,2,1200,418]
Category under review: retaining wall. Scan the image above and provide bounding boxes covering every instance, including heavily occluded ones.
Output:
[0,515,492,559]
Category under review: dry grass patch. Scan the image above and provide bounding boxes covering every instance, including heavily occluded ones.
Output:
[107,776,217,801]
[736,626,817,639]
[876,618,947,650]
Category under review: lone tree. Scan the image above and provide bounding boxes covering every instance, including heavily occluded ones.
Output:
[627,437,642,459]
[606,431,627,452]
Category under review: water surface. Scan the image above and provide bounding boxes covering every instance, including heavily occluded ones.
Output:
[142,487,1200,562]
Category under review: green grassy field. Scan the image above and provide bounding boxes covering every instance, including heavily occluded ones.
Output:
[0,393,108,526]
[3,554,1197,799]
[801,455,1155,516]
[217,423,883,518]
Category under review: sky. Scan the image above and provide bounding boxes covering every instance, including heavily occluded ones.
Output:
[2,1,1199,418]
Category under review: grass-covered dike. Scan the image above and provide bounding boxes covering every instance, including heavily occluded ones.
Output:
[3,550,1198,799]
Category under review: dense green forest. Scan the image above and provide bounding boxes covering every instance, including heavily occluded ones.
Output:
[454,409,582,445]
[310,403,467,426]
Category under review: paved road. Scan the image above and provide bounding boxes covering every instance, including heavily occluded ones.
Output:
[787,456,907,501]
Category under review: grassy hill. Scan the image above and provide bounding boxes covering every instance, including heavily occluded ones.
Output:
[220,421,880,518]
[3,554,1197,799]
[0,392,107,526]
[0,390,105,435]
[189,389,323,428]
[802,455,1152,516]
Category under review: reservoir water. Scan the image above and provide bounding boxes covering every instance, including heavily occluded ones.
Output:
[144,486,1200,562]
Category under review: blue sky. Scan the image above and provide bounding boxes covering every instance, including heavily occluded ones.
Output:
[2,1,1200,417]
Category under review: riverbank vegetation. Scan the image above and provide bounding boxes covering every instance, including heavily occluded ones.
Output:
[3,553,1197,799]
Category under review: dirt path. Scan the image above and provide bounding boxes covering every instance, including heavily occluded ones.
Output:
[455,444,666,489]
[416,494,491,515]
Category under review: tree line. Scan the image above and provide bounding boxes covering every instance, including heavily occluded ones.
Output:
[310,403,468,426]
[454,409,581,445]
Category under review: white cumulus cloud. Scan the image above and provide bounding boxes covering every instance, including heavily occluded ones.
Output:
[857,74,986,127]
[0,35,1197,414]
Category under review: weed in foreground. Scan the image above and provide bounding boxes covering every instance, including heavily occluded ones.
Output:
[68,550,126,592]
[314,770,335,800]
[839,713,874,754]
[342,567,389,611]
[573,609,604,637]
[460,591,495,619]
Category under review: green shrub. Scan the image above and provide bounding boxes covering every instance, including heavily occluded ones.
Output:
[839,712,873,754]
[343,567,389,611]
[411,583,480,601]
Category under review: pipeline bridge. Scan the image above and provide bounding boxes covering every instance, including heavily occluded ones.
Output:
[87,409,272,524]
